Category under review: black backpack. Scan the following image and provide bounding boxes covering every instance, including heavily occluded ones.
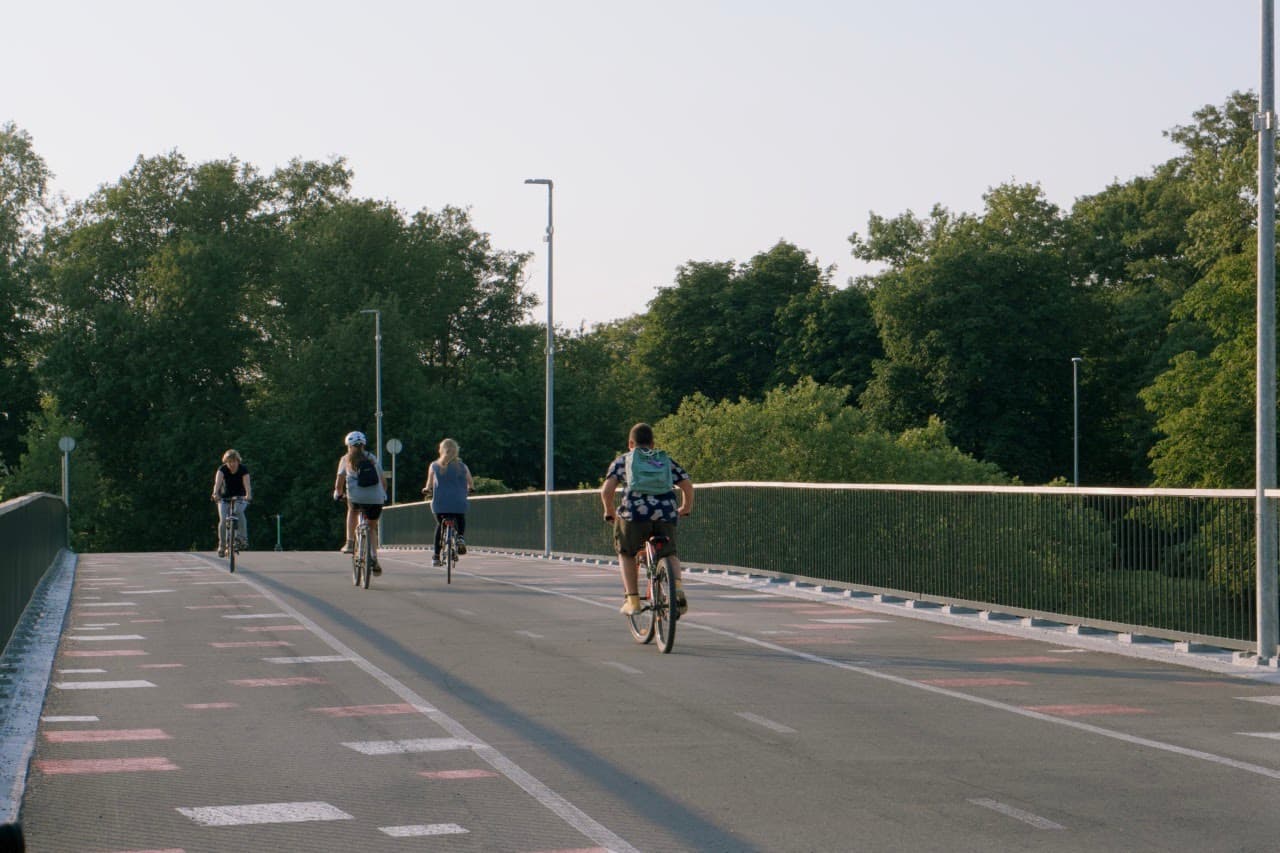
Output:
[355,454,380,488]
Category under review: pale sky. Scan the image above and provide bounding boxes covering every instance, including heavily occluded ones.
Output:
[5,1,1265,329]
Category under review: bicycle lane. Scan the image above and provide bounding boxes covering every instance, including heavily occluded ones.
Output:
[18,551,639,852]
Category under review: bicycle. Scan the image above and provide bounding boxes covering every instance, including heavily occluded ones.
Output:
[216,496,246,573]
[440,517,458,584]
[625,532,678,653]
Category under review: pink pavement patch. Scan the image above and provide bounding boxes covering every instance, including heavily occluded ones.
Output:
[526,848,610,853]
[45,728,171,743]
[102,849,186,852]
[210,641,294,648]
[1026,704,1151,717]
[230,677,327,687]
[312,703,418,717]
[64,649,148,658]
[184,702,238,709]
[417,769,500,779]
[977,656,1064,664]
[921,677,1031,687]
[36,757,179,774]
[239,625,307,632]
[796,623,869,630]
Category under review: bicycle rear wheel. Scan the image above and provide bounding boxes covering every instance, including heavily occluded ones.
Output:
[654,557,677,653]
[627,553,656,644]
[360,526,372,589]
[351,527,363,587]
[446,528,455,584]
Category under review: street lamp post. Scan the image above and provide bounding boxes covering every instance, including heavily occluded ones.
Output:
[1071,357,1083,487]
[525,178,554,558]
[360,309,383,466]
[1256,0,1278,660]
[58,435,75,546]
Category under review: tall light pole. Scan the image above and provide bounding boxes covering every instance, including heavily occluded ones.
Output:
[360,309,383,465]
[1257,0,1278,661]
[525,178,554,558]
[58,435,75,546]
[1071,357,1083,487]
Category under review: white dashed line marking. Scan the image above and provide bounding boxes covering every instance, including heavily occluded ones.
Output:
[222,613,292,620]
[516,631,544,639]
[812,618,891,624]
[177,801,353,826]
[603,661,643,675]
[1238,732,1280,740]
[735,712,797,734]
[53,680,156,690]
[969,798,1065,830]
[74,602,138,607]
[67,634,145,641]
[42,716,100,723]
[262,656,351,664]
[1238,696,1280,706]
[343,738,475,755]
[58,669,107,674]
[380,823,469,837]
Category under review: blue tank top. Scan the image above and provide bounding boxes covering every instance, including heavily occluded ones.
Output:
[430,461,469,514]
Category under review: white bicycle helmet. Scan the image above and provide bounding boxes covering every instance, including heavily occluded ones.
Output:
[344,430,367,447]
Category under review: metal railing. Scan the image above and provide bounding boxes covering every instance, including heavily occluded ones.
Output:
[0,493,68,652]
[383,483,1275,652]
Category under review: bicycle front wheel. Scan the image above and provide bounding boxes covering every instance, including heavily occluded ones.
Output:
[351,529,363,587]
[360,528,372,589]
[227,519,237,574]
[654,557,677,653]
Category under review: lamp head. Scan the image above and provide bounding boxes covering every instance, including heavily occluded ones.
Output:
[525,178,553,186]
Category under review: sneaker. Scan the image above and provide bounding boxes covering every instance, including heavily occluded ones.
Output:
[340,541,353,554]
[676,592,689,616]
[370,557,382,575]
[620,595,643,615]
[431,557,443,567]
[236,539,247,551]
[217,547,226,558]
[456,537,467,555]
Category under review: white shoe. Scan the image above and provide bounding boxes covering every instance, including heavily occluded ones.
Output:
[340,541,353,554]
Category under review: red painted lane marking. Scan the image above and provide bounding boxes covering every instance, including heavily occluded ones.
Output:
[239,625,307,632]
[45,728,171,743]
[977,656,1064,664]
[527,848,610,853]
[417,769,500,779]
[921,677,1031,687]
[1025,704,1151,717]
[935,634,1017,642]
[102,848,186,852]
[36,757,179,774]
[64,649,149,657]
[185,702,238,709]
[795,623,869,630]
[229,677,327,687]
[312,703,418,717]
[209,641,294,648]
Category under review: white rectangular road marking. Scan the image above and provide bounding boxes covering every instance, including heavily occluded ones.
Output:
[222,613,291,619]
[1239,732,1280,740]
[1239,696,1280,706]
[969,798,1065,830]
[177,801,353,827]
[54,680,155,690]
[68,634,145,641]
[603,661,643,675]
[717,594,778,600]
[735,712,797,734]
[43,716,100,723]
[79,623,119,627]
[515,630,544,639]
[119,589,175,594]
[814,618,892,624]
[263,656,350,664]
[58,669,107,674]
[77,602,138,607]
[380,823,469,837]
[342,738,474,755]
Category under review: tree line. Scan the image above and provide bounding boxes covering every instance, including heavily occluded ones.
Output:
[0,90,1271,550]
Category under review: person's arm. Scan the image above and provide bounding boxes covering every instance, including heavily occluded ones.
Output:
[212,469,225,501]
[243,473,252,502]
[334,460,347,500]
[677,479,694,517]
[422,465,436,496]
[601,475,619,520]
[465,464,475,493]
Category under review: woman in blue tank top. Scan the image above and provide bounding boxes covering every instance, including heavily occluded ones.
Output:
[422,438,474,566]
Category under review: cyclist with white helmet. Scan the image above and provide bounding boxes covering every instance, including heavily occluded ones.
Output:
[333,431,388,573]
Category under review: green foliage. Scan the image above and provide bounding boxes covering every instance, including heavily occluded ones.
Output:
[654,379,1009,485]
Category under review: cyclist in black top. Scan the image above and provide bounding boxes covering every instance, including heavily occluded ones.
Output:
[211,449,252,556]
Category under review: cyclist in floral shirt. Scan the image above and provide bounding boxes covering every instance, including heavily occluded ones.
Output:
[600,422,694,616]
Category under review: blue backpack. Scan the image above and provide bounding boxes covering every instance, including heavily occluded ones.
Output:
[625,448,674,496]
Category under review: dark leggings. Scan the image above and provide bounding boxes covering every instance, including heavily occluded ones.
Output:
[433,513,466,554]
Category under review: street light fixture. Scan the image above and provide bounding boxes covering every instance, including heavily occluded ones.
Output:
[1071,357,1083,487]
[359,309,383,466]
[525,178,554,558]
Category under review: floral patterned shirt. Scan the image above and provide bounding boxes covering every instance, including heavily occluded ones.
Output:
[605,453,690,522]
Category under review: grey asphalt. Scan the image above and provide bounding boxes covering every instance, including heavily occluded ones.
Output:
[12,548,1280,852]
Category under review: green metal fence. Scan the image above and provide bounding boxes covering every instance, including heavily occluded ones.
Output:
[1,493,68,652]
[383,483,1271,651]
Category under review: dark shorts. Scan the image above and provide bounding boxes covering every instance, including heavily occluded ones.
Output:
[351,501,383,520]
[614,517,678,558]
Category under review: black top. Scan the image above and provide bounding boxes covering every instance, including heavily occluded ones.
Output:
[218,463,250,498]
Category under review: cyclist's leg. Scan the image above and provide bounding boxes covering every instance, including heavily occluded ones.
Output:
[217,501,229,554]
[364,504,384,572]
[454,513,466,553]
[235,501,248,547]
[615,518,647,613]
[431,513,444,564]
[654,520,687,613]
[342,501,357,552]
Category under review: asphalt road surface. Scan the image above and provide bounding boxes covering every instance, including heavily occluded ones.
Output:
[14,548,1280,852]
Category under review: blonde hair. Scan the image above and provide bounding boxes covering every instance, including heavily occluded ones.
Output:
[438,438,460,468]
[222,449,242,463]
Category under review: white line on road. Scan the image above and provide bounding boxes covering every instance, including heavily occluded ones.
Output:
[262,656,351,664]
[343,738,474,755]
[969,798,1065,830]
[53,680,155,690]
[177,801,353,827]
[380,823,469,837]
[67,634,145,641]
[42,716,100,723]
[222,613,291,619]
[735,712,797,734]
[516,630,544,639]
[1238,732,1280,740]
[603,661,643,675]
